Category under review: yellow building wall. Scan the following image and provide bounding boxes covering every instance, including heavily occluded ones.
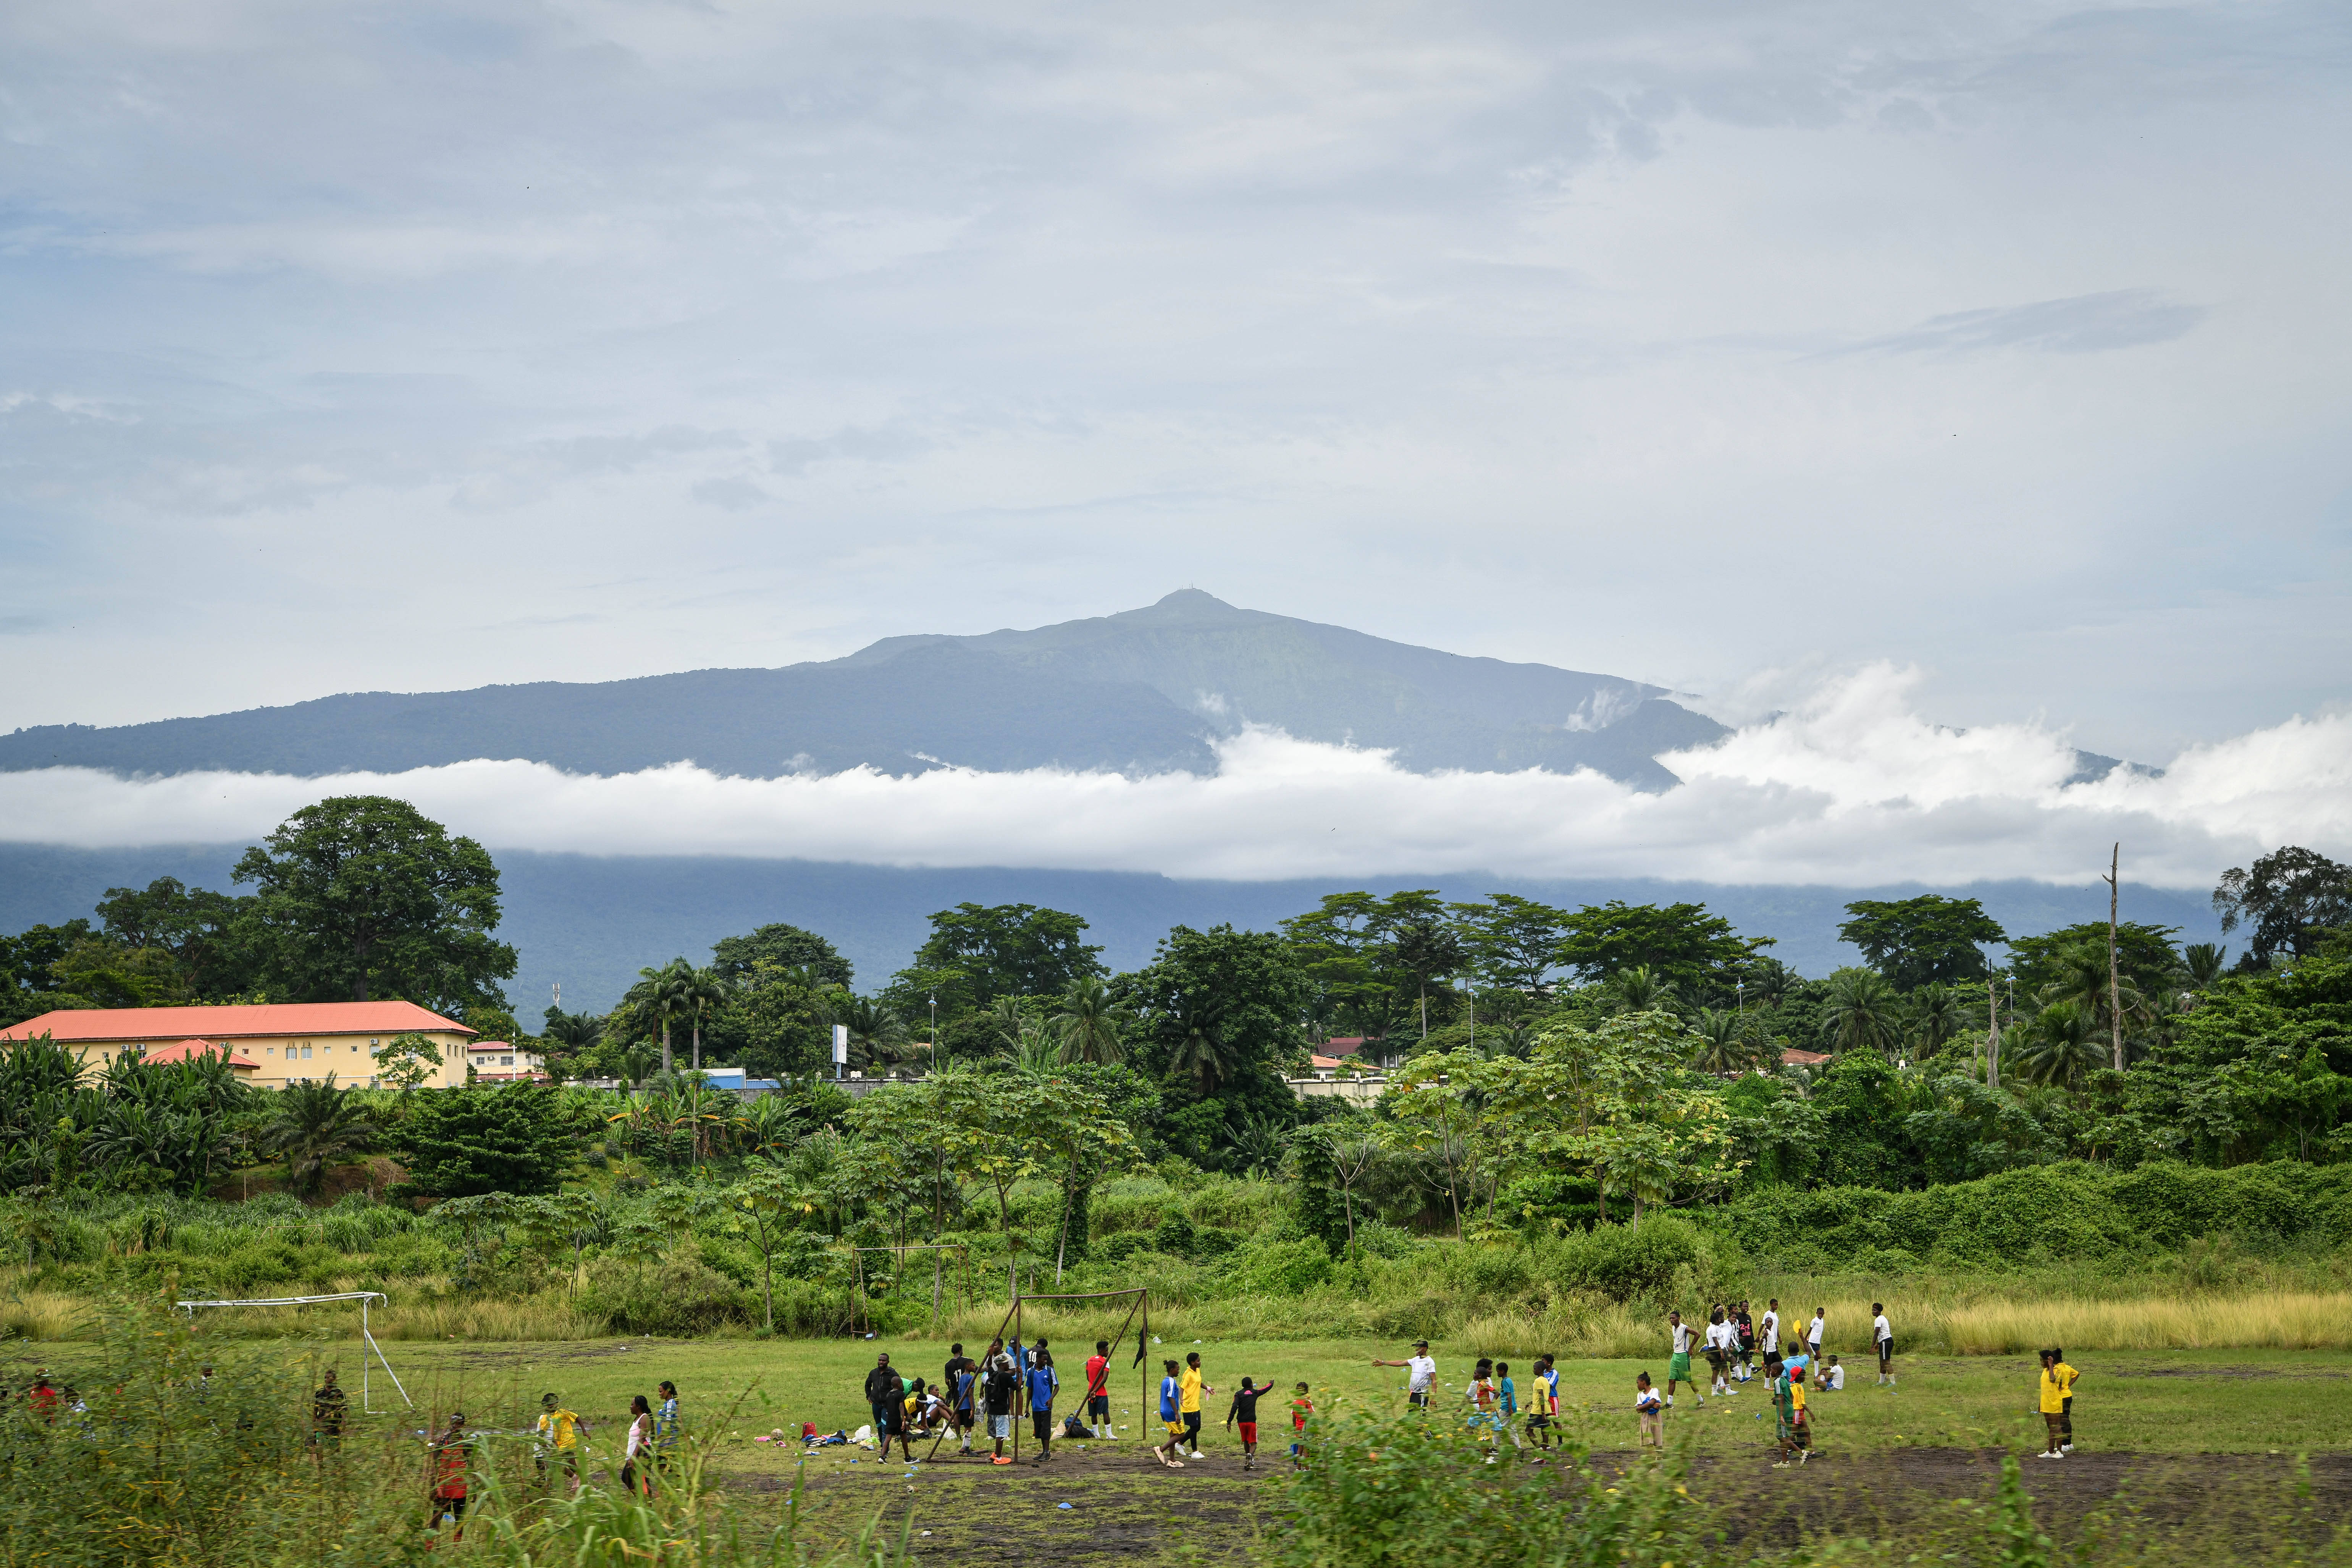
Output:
[77,1031,473,1090]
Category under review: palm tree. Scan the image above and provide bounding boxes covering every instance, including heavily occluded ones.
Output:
[263,1075,376,1197]
[1743,957,1796,1008]
[1170,1024,1229,1095]
[2183,943,2229,990]
[2017,1001,2102,1091]
[835,997,910,1071]
[620,1042,655,1089]
[1690,1009,1745,1075]
[1229,1113,1286,1177]
[1053,975,1126,1065]
[1819,967,1901,1054]
[681,966,729,1072]
[1906,982,1968,1057]
[1606,964,1678,1015]
[631,961,696,1075]
[2038,942,2149,1047]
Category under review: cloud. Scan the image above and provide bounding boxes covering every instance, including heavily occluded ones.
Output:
[1854,290,2207,357]
[1,667,2341,888]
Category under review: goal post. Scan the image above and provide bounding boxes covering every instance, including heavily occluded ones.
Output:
[176,1290,413,1413]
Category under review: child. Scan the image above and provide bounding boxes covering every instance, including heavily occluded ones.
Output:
[1822,1356,1843,1391]
[1666,1311,1703,1407]
[534,1392,583,1490]
[1807,1308,1826,1367]
[1524,1355,1558,1460]
[1153,1359,1187,1468]
[1767,1355,1796,1468]
[1635,1372,1663,1450]
[1872,1303,1895,1387]
[1735,1301,1757,1383]
[1026,1347,1060,1465]
[1225,1376,1270,1471]
[1085,1339,1115,1439]
[1288,1382,1313,1469]
[984,1348,1018,1465]
[2036,1350,2066,1458]
[1706,1308,1736,1397]
[1466,1358,1501,1460]
[1494,1361,1525,1454]
[1760,1298,1780,1362]
[1788,1365,1811,1463]
[2053,1347,2079,1452]
[430,1412,471,1539]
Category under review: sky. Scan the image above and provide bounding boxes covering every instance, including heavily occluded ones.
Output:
[3,0,2349,885]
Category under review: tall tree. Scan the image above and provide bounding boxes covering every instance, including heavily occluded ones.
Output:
[1053,974,1127,1065]
[1819,967,1903,1054]
[908,903,1105,1014]
[231,796,515,1009]
[1449,894,1571,995]
[709,923,853,988]
[1373,890,1465,1041]
[2214,847,2352,967]
[627,961,696,1076]
[1280,893,1403,1042]
[93,877,257,1000]
[263,1075,377,1197]
[1836,895,2007,990]
[1556,901,1762,996]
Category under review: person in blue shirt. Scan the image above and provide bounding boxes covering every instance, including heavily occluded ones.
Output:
[1025,1347,1061,1465]
[1152,1359,1187,1469]
[1494,1362,1525,1454]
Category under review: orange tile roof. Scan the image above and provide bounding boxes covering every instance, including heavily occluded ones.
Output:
[140,1038,262,1072]
[2,1001,472,1045]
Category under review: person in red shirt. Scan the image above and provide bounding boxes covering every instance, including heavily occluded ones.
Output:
[27,1373,59,1424]
[429,1413,471,1541]
[1083,1339,1114,1439]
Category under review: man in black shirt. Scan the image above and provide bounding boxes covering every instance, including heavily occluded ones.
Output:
[863,1354,903,1450]
[983,1350,1018,1464]
[943,1343,977,1455]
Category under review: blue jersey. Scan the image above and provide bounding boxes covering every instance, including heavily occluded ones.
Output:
[954,1371,975,1411]
[1027,1365,1057,1408]
[1159,1376,1179,1420]
[1498,1377,1517,1415]
[1009,1341,1028,1376]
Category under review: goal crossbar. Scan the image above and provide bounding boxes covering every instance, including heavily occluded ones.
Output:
[177,1291,413,1413]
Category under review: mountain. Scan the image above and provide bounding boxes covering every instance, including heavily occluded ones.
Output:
[0,590,1728,789]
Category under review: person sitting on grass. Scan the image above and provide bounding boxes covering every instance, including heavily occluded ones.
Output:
[1224,1377,1270,1471]
[1821,1357,1843,1391]
[1153,1359,1187,1469]
[1634,1373,1663,1452]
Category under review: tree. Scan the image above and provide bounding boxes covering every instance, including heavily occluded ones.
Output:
[627,961,696,1075]
[2006,922,2183,998]
[1556,901,1762,996]
[908,904,1105,1014]
[681,966,728,1071]
[1905,982,1970,1058]
[1604,964,1679,1016]
[1053,975,1126,1065]
[372,1032,444,1092]
[262,1075,377,1197]
[1819,967,1903,1054]
[1449,894,1571,995]
[711,922,854,988]
[1281,893,1405,1043]
[231,796,516,1009]
[393,1085,577,1197]
[2017,1001,2103,1091]
[834,996,911,1070]
[2183,943,2230,990]
[719,1164,821,1330]
[1837,895,2006,991]
[2214,847,2352,967]
[1374,891,1466,1042]
[94,877,258,1000]
[1125,924,1310,1170]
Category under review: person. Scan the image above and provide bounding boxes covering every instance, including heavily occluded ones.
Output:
[1494,1361,1525,1455]
[28,1373,59,1424]
[1153,1359,1187,1468]
[1735,1301,1757,1383]
[1704,1307,1735,1397]
[2035,1350,2066,1459]
[1635,1372,1663,1451]
[1822,1357,1844,1391]
[1026,1346,1060,1465]
[907,1377,950,1439]
[1288,1382,1313,1469]
[1872,1303,1895,1387]
[654,1380,681,1481]
[1225,1376,1268,1471]
[945,1344,979,1453]
[864,1354,903,1449]
[622,1395,654,1495]
[429,1412,471,1539]
[1807,1308,1826,1368]
[1179,1351,1212,1459]
[984,1347,1018,1464]
[1768,1355,1797,1468]
[1787,1365,1811,1463]
[1084,1339,1115,1439]
[1371,1339,1437,1411]
[2053,1347,2079,1452]
[311,1369,349,1458]
[1760,1299,1781,1362]
[1465,1359,1500,1460]
[876,1371,913,1463]
[1524,1355,1557,1460]
[534,1392,583,1490]
[1666,1312,1703,1407]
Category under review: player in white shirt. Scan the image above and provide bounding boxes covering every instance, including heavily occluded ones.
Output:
[1872,1303,1895,1387]
[1665,1312,1703,1407]
[1704,1309,1737,1396]
[1807,1309,1826,1365]
[1760,1300,1781,1359]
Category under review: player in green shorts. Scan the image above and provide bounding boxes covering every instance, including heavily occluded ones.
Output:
[1666,1310,1703,1407]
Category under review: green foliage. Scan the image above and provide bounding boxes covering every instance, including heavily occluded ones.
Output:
[0,1035,253,1196]
[711,921,855,988]
[899,901,1105,1018]
[2006,921,2184,998]
[393,1084,578,1197]
[231,794,517,1011]
[2215,845,2352,967]
[1839,893,2006,990]
[1557,899,1763,1001]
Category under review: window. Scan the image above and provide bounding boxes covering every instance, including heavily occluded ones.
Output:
[500,1054,514,1066]
[266,1046,275,1056]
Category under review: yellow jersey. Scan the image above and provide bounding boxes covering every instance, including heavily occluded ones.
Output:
[536,1409,580,1452]
[1179,1368,1203,1414]
[2039,1368,2067,1414]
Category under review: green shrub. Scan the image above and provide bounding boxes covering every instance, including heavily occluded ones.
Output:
[1231,1238,1334,1297]
[579,1255,750,1335]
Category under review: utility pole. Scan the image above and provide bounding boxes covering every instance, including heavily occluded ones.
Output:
[2103,843,2125,1073]
[1985,977,2000,1089]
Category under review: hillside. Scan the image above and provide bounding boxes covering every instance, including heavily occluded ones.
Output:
[0,591,1728,789]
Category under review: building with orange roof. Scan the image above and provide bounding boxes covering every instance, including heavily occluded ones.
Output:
[138,1039,263,1075]
[466,1040,549,1082]
[0,1001,474,1090]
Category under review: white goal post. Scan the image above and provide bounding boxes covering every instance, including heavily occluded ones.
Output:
[175,1290,413,1413]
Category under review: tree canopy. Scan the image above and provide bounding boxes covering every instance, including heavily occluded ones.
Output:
[710,923,853,988]
[1837,895,2006,990]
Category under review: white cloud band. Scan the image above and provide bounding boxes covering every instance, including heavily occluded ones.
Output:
[0,667,2343,887]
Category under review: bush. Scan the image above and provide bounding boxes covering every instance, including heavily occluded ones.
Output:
[1231,1238,1334,1297]
[1544,1215,1711,1305]
[579,1255,751,1335]
[392,1085,577,1197]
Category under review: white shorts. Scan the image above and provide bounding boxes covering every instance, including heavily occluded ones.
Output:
[990,1415,1011,1439]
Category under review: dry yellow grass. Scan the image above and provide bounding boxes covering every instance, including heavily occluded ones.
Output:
[1943,1290,2352,1354]
[0,1289,87,1342]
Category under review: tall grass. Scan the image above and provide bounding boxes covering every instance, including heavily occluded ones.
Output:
[1944,1291,2352,1354]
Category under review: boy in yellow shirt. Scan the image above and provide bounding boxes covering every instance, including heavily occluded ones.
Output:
[2053,1347,2079,1452]
[534,1392,583,1492]
[2035,1350,2068,1458]
[1178,1352,1212,1460]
